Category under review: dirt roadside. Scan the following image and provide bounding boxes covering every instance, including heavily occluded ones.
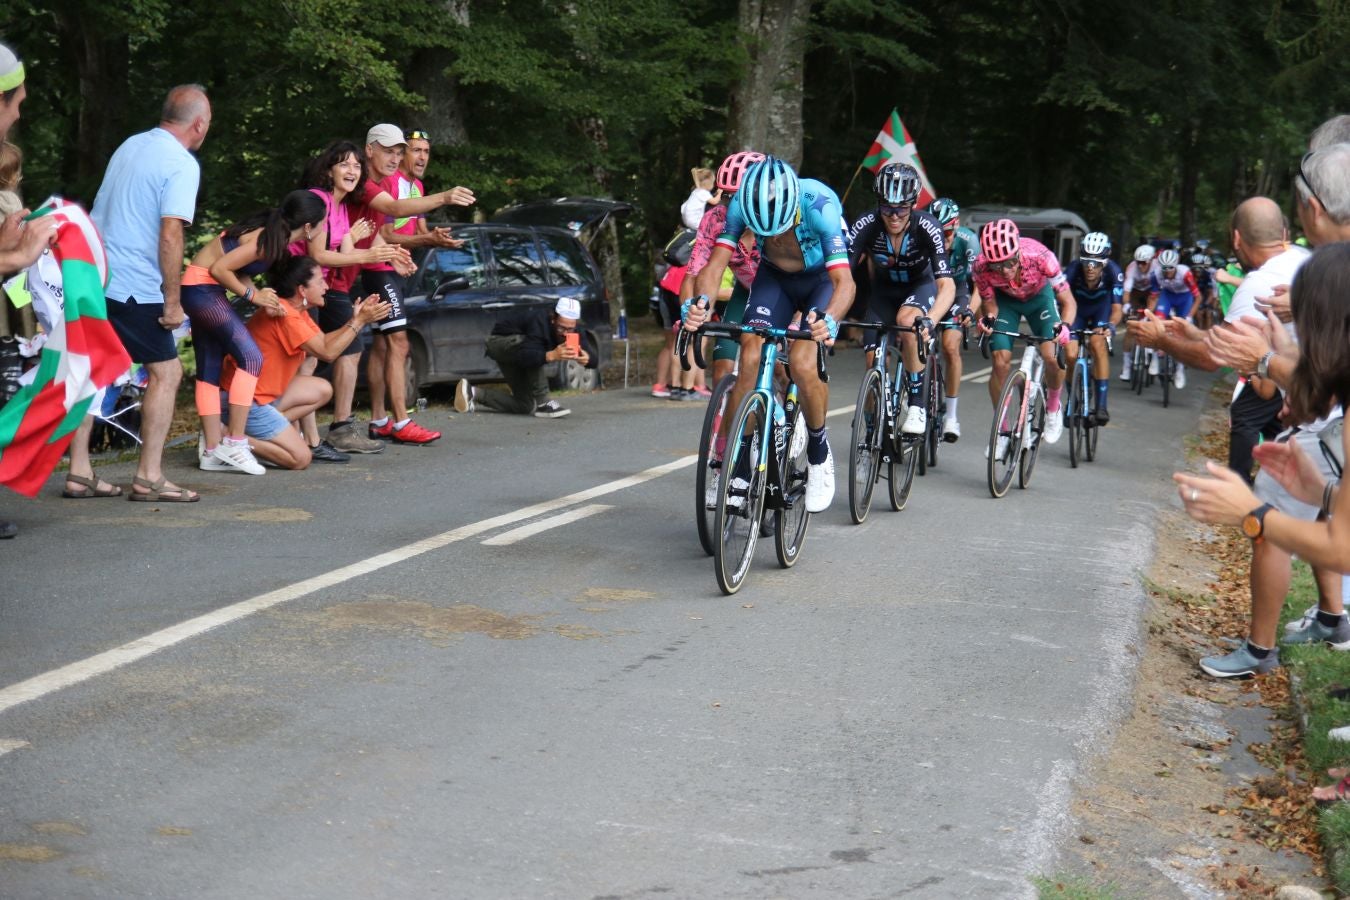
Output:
[1056,390,1327,898]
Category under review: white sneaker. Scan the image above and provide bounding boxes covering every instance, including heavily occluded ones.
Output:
[1331,725,1350,743]
[1174,366,1186,389]
[1043,412,1064,445]
[985,434,1010,460]
[210,440,266,475]
[454,378,475,413]
[805,450,835,513]
[1286,604,1319,634]
[943,418,960,443]
[1119,366,1132,382]
[1148,353,1160,376]
[705,470,720,510]
[901,405,927,435]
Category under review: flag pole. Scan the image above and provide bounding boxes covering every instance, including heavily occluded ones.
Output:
[840,164,864,207]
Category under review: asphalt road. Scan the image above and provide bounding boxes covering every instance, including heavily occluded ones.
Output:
[0,344,1215,899]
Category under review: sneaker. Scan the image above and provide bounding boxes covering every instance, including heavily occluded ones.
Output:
[455,378,476,413]
[1174,366,1187,389]
[651,383,671,398]
[1331,725,1350,742]
[1199,643,1280,678]
[1283,615,1350,649]
[670,388,693,401]
[327,422,385,454]
[1043,411,1064,444]
[1119,366,1132,382]
[309,441,350,463]
[533,400,572,418]
[1095,407,1111,425]
[901,405,927,435]
[1148,353,1160,376]
[691,385,713,399]
[391,420,441,444]
[368,419,395,440]
[943,418,960,443]
[705,470,720,510]
[984,434,1011,461]
[1286,603,1320,635]
[805,449,835,513]
[208,440,266,475]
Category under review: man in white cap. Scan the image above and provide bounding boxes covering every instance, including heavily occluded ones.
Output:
[455,297,593,418]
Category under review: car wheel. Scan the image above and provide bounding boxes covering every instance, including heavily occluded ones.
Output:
[550,358,598,392]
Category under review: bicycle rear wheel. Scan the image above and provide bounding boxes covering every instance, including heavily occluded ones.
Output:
[848,367,884,524]
[775,408,810,568]
[1161,355,1172,408]
[1086,397,1100,461]
[695,372,735,556]
[1067,365,1084,469]
[714,392,769,595]
[988,370,1025,498]
[1019,387,1046,489]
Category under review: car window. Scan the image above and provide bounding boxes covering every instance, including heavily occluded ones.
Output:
[489,231,547,286]
[537,231,594,287]
[421,236,489,292]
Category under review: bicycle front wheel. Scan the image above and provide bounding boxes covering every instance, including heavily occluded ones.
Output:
[714,391,769,595]
[1019,387,1046,489]
[775,408,811,568]
[1131,344,1146,395]
[848,368,884,524]
[695,372,736,556]
[1161,355,1172,408]
[889,397,918,511]
[988,370,1026,498]
[1067,366,1084,469]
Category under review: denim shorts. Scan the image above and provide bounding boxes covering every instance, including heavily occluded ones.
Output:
[223,394,290,441]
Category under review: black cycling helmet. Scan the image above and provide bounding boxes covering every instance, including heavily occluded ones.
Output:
[873,163,920,206]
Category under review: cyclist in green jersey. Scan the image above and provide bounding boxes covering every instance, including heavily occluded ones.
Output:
[928,198,980,441]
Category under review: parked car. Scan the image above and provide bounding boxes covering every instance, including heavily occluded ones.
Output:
[397,197,633,403]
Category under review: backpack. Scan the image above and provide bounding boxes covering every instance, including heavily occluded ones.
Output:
[663,228,696,267]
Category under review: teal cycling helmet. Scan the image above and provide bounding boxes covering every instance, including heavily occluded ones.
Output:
[928,197,960,226]
[738,156,800,237]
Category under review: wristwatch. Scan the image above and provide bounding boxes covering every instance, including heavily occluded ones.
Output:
[1241,502,1275,542]
[1256,350,1276,380]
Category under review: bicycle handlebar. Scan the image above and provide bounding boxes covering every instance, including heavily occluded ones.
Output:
[676,320,829,384]
[977,323,1067,370]
[853,320,933,365]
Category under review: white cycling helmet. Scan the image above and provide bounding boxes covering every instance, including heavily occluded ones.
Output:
[1133,244,1156,264]
[1158,249,1180,268]
[1081,231,1111,260]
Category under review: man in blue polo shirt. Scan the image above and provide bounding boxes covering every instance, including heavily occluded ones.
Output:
[91,84,211,502]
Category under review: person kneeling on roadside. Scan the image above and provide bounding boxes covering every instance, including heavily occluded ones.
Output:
[220,255,389,469]
[454,297,595,419]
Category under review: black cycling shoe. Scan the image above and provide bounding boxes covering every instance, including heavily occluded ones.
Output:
[1095,408,1111,426]
[310,440,351,463]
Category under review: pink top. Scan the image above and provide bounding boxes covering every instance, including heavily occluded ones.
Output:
[687,204,759,289]
[972,237,1067,301]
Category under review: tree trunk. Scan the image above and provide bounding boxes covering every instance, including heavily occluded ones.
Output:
[1178,126,1199,244]
[53,4,130,203]
[727,0,812,165]
[404,1,470,147]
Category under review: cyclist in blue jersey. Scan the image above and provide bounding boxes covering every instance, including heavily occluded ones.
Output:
[929,197,980,441]
[844,165,955,437]
[684,156,855,513]
[1062,232,1124,424]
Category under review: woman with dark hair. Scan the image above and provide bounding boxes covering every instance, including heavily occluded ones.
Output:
[1175,241,1350,571]
[182,189,328,475]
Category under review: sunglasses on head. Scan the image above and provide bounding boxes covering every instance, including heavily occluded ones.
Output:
[406,129,431,142]
[879,203,913,217]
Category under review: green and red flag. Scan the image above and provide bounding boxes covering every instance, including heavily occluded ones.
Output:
[861,108,937,207]
[0,198,130,496]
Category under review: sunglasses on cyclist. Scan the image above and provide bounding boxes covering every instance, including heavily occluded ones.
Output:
[989,257,1019,271]
[1161,266,1176,274]
[1081,259,1105,268]
[406,129,431,142]
[879,203,913,217]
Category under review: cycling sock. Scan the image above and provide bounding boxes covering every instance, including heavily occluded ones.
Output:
[393,418,412,430]
[1246,641,1271,659]
[1046,387,1062,413]
[807,425,829,465]
[713,433,727,461]
[1095,379,1109,408]
[371,417,390,428]
[945,396,958,419]
[1317,610,1347,628]
[906,371,923,402]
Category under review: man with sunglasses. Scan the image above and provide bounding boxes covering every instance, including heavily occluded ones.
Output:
[928,198,980,441]
[845,163,955,437]
[1144,248,1201,388]
[1062,232,1124,423]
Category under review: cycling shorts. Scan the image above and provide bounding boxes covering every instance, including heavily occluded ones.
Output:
[1155,290,1194,321]
[742,265,834,332]
[1071,297,1117,331]
[861,275,936,351]
[360,270,408,334]
[990,285,1059,353]
[712,282,750,363]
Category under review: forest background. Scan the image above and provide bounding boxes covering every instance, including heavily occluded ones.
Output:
[3,0,1349,313]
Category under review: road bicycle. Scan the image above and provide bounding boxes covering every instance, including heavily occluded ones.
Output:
[1128,310,1175,408]
[1064,325,1112,468]
[979,324,1066,498]
[678,321,827,595]
[920,319,969,474]
[847,320,927,524]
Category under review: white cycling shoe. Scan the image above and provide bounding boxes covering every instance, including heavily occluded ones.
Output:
[805,450,835,513]
[901,406,927,435]
[1043,412,1064,445]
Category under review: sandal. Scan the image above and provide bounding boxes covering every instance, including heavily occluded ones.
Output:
[1314,775,1350,806]
[62,473,124,499]
[127,476,199,503]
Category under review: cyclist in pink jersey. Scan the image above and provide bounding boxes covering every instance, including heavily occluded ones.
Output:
[972,220,1076,446]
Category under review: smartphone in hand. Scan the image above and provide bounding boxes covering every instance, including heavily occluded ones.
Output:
[564,333,580,353]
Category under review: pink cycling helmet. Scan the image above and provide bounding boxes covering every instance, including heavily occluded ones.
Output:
[980,218,1021,262]
[716,150,766,193]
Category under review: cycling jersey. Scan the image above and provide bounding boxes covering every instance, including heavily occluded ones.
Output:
[972,236,1066,301]
[1122,260,1158,294]
[946,226,979,284]
[1065,259,1124,329]
[716,178,849,274]
[845,208,952,287]
[1150,264,1201,319]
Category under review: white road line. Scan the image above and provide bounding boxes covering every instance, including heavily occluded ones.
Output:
[961,366,993,382]
[482,504,612,546]
[0,456,697,718]
[0,739,30,756]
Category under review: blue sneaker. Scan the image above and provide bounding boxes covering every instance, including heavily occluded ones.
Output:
[1283,616,1350,649]
[1199,643,1280,678]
